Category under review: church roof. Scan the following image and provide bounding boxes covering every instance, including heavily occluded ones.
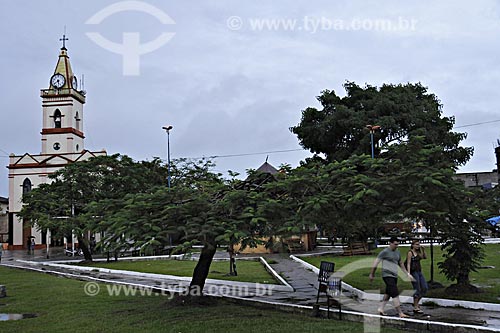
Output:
[256,161,279,175]
[41,36,85,103]
[8,150,106,169]
[50,47,75,90]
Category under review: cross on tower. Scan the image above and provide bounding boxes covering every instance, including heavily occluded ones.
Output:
[60,34,68,49]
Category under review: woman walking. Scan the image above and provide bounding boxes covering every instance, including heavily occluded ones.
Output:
[406,240,428,314]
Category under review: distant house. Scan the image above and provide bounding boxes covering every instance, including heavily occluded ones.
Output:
[454,146,500,189]
[255,161,279,175]
[454,171,498,189]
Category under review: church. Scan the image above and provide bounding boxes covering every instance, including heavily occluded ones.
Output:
[7,37,106,250]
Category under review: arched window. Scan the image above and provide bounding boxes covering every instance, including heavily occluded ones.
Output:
[53,109,62,128]
[75,111,81,130]
[22,178,32,195]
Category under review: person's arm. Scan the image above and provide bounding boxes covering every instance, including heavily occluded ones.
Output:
[369,257,381,282]
[399,258,414,281]
[420,246,427,259]
[406,251,412,273]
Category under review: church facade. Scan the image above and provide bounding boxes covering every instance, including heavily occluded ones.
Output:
[7,39,106,250]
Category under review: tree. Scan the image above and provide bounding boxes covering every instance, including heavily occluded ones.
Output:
[285,155,398,243]
[435,185,500,291]
[19,154,165,261]
[97,159,313,295]
[291,82,485,293]
[386,137,480,288]
[290,82,472,166]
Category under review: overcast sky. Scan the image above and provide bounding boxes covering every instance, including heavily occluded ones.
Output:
[1,0,500,197]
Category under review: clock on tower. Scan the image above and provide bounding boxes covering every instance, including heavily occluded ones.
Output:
[40,34,86,155]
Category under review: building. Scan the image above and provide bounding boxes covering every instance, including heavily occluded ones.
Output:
[7,37,106,250]
[453,170,498,189]
[454,146,500,189]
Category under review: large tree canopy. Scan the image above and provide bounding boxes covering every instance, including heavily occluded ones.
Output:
[19,154,165,260]
[290,82,489,291]
[291,82,473,166]
[94,159,307,292]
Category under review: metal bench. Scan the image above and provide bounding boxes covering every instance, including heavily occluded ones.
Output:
[316,261,335,303]
[315,261,342,319]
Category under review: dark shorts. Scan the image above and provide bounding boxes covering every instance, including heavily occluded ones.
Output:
[382,277,399,298]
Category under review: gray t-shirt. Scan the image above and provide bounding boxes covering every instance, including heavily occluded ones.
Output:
[377,247,401,278]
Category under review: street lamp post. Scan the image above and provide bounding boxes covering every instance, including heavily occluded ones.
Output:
[162,125,174,247]
[365,125,381,158]
[162,125,173,188]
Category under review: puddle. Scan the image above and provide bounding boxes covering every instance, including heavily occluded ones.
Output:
[0,313,37,321]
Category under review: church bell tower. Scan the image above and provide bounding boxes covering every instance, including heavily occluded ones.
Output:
[8,35,106,250]
[40,34,86,155]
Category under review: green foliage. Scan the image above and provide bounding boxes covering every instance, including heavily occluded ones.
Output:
[19,154,166,259]
[291,82,473,166]
[290,82,485,288]
[437,218,485,286]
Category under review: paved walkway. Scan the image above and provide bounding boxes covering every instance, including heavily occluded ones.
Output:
[1,248,500,331]
[264,255,500,328]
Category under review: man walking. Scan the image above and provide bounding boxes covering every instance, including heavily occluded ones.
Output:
[369,236,413,318]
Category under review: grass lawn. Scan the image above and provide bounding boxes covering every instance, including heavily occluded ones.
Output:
[0,266,400,333]
[80,259,278,284]
[304,243,500,303]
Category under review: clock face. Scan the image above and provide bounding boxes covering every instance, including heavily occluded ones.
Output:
[53,142,61,151]
[51,74,66,89]
[72,76,78,90]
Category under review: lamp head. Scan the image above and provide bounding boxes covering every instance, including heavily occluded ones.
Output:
[162,125,173,131]
[365,124,381,131]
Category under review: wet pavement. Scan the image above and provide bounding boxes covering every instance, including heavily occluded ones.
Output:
[264,253,500,329]
[1,247,500,331]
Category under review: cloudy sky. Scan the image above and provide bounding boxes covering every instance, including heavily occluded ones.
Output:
[1,0,500,197]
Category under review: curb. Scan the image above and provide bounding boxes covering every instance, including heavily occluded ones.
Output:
[14,260,291,292]
[259,257,294,291]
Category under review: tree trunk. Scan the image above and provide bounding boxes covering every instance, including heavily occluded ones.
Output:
[228,244,237,276]
[430,237,434,281]
[77,235,93,261]
[445,271,480,294]
[427,229,444,289]
[457,271,470,286]
[189,242,216,295]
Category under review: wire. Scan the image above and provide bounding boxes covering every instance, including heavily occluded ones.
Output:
[454,119,500,129]
[184,148,306,160]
